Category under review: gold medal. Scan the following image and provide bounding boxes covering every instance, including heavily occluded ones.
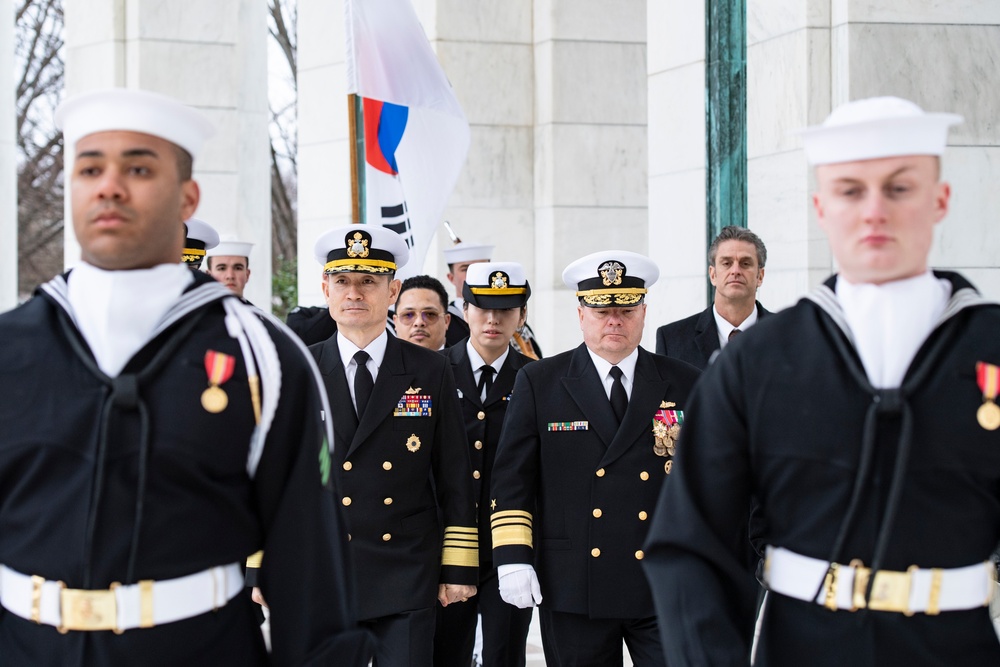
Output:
[201,385,229,413]
[978,401,1000,431]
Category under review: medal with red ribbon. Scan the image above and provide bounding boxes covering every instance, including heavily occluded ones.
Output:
[976,362,1000,431]
[202,350,236,414]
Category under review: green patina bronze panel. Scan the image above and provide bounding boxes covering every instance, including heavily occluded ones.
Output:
[705,0,746,301]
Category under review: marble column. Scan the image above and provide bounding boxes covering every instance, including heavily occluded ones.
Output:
[534,0,649,352]
[647,1,709,332]
[296,0,351,308]
[0,0,15,311]
[62,0,272,309]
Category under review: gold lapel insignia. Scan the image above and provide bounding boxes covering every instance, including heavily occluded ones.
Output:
[405,387,422,395]
[406,434,421,452]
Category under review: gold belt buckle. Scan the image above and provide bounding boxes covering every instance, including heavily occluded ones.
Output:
[849,559,870,611]
[867,566,916,616]
[59,583,122,634]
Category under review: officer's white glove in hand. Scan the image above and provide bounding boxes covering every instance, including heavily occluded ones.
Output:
[497,563,542,608]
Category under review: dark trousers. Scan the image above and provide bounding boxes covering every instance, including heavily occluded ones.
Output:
[433,567,533,667]
[539,608,666,667]
[361,607,435,667]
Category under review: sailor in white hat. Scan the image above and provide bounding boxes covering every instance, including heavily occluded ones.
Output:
[0,88,366,664]
[646,97,1000,667]
[489,249,701,666]
[309,224,478,667]
[442,241,495,346]
[205,238,254,300]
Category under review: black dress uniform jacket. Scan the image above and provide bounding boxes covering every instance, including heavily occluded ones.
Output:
[490,344,700,619]
[654,300,771,369]
[311,334,478,621]
[434,341,534,666]
[644,272,1000,667]
[0,272,366,666]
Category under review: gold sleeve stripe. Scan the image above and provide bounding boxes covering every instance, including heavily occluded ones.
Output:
[441,545,479,568]
[245,550,264,569]
[444,526,479,535]
[490,510,533,525]
[492,524,533,548]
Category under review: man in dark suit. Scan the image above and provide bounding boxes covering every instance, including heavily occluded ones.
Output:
[490,250,701,666]
[435,262,535,667]
[309,225,479,667]
[655,225,771,368]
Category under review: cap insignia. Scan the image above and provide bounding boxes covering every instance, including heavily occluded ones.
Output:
[491,272,509,290]
[599,261,624,287]
[346,232,370,259]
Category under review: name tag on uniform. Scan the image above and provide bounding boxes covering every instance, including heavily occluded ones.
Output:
[394,393,432,417]
[548,421,588,431]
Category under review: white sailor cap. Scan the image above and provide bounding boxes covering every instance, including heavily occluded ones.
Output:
[797,96,963,166]
[562,250,659,307]
[463,262,531,309]
[206,240,254,259]
[314,225,410,274]
[55,88,215,158]
[443,241,494,265]
[183,218,220,267]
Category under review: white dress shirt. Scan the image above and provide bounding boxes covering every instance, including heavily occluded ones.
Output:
[714,303,759,349]
[467,341,510,401]
[337,330,388,406]
[587,347,639,401]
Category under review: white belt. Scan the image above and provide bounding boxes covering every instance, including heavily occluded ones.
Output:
[0,563,244,633]
[764,546,995,615]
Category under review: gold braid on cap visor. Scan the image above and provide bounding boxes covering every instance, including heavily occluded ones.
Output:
[469,286,527,295]
[324,258,397,274]
[576,287,647,306]
[182,248,206,263]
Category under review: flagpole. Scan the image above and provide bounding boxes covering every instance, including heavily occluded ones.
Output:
[347,93,366,225]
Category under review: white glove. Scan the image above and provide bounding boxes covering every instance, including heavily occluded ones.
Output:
[497,563,542,608]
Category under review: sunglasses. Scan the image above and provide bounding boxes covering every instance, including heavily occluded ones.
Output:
[397,310,443,325]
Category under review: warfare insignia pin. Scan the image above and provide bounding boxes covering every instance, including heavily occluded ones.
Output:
[660,401,675,409]
[406,434,421,453]
[405,387,422,394]
[598,261,624,287]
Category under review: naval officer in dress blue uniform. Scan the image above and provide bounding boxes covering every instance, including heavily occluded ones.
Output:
[490,250,701,666]
[309,225,479,667]
[435,262,535,667]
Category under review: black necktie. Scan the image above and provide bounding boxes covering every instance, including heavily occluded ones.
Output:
[478,365,495,402]
[353,350,374,418]
[609,366,627,424]
[729,328,742,341]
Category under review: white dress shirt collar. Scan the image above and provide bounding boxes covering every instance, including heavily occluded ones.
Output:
[587,347,639,400]
[714,303,759,349]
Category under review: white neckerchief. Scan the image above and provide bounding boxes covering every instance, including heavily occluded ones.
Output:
[338,330,388,406]
[714,303,759,349]
[66,262,194,377]
[467,341,510,400]
[588,347,639,401]
[836,272,951,388]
